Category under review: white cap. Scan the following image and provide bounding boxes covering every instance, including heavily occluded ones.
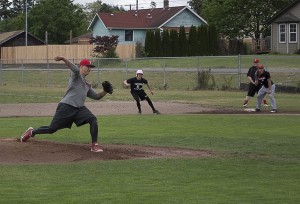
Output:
[136,70,143,75]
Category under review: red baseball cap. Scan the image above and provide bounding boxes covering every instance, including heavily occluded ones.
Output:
[257,64,264,69]
[253,58,260,63]
[79,59,95,68]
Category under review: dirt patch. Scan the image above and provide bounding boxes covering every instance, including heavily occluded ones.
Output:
[0,101,216,117]
[0,139,211,164]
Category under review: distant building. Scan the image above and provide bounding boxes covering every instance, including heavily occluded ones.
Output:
[267,0,300,54]
[88,5,207,45]
[0,30,45,58]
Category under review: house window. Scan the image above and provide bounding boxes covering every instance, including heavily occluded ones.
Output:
[289,23,297,43]
[125,30,133,41]
[279,24,286,43]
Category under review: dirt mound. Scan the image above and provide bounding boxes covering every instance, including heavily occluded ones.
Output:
[0,139,211,164]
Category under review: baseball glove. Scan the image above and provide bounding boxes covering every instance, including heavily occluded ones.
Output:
[102,81,113,94]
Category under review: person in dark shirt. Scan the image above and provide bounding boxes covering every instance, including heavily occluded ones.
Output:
[243,58,268,107]
[124,70,160,114]
[255,64,277,113]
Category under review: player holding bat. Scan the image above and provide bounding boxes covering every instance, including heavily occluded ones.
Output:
[20,56,113,152]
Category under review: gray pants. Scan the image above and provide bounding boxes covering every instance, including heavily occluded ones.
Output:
[256,84,277,110]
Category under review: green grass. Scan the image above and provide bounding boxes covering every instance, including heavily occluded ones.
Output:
[0,115,299,203]
[1,55,300,203]
[1,86,299,112]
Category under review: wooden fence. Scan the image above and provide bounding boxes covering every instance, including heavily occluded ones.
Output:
[0,44,136,63]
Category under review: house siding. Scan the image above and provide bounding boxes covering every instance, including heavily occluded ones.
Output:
[271,2,300,54]
[92,20,110,37]
[164,10,205,27]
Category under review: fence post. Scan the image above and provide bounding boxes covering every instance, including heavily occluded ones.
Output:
[237,54,241,89]
[125,59,128,79]
[47,58,50,86]
[97,59,100,84]
[0,60,2,85]
[163,58,166,87]
[21,59,24,84]
[197,56,200,89]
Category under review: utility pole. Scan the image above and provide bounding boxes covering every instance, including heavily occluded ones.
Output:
[124,4,135,10]
[25,0,28,46]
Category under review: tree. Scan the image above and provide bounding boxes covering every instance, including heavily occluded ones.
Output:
[11,0,35,17]
[201,0,294,38]
[178,26,188,56]
[208,24,218,55]
[89,35,119,58]
[154,29,163,57]
[27,0,87,44]
[0,0,12,20]
[83,0,125,22]
[144,30,152,56]
[169,29,179,57]
[188,0,204,15]
[144,30,156,57]
[162,29,171,57]
[150,1,156,9]
[188,25,198,56]
[198,25,209,56]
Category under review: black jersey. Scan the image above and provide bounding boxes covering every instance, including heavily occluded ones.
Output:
[257,71,273,88]
[126,77,148,92]
[247,66,258,81]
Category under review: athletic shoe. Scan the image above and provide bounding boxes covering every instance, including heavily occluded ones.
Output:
[270,109,278,113]
[20,127,33,142]
[263,103,270,107]
[243,103,247,107]
[255,108,261,112]
[91,143,103,153]
[153,110,160,114]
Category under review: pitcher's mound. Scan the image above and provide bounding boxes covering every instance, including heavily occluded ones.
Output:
[0,139,211,164]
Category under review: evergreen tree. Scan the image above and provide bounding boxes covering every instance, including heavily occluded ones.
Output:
[162,29,171,57]
[154,29,163,57]
[178,26,188,56]
[144,30,152,56]
[169,29,179,57]
[198,25,209,56]
[208,24,218,55]
[149,31,156,57]
[188,25,198,56]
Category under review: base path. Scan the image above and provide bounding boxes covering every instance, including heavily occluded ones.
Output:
[0,101,216,117]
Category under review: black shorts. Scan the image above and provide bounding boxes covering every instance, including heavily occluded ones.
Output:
[247,83,261,97]
[131,90,148,101]
[50,103,96,130]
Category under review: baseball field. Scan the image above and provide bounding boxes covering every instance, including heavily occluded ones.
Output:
[0,86,299,203]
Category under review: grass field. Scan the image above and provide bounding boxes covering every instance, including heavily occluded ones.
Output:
[1,89,300,203]
[0,114,299,203]
[1,56,300,203]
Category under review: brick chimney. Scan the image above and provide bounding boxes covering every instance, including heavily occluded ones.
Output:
[164,0,169,8]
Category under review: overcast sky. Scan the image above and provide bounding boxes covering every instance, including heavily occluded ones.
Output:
[73,0,189,9]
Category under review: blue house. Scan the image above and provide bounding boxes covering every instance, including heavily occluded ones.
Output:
[87,3,207,45]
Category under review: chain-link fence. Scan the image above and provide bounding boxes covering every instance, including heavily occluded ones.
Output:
[1,55,300,91]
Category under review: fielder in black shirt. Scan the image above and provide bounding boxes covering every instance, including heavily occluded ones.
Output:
[124,70,160,114]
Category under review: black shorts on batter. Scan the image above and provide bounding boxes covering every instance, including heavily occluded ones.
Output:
[50,103,96,130]
[131,90,148,101]
[247,83,261,97]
